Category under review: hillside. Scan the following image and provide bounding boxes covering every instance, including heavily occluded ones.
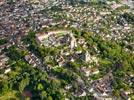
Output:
[0,0,134,100]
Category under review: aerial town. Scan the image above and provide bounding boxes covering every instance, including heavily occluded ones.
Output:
[0,0,134,100]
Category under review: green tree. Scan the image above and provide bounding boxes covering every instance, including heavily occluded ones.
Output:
[0,39,8,45]
[47,96,53,100]
[6,46,22,61]
[0,81,9,95]
[19,77,29,93]
[41,91,47,99]
[37,83,44,91]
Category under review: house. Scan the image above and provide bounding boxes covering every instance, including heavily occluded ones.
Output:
[78,91,86,97]
[81,67,90,77]
[85,51,91,62]
[56,56,65,67]
[122,0,134,8]
[22,90,32,98]
[4,68,11,74]
[0,43,11,52]
[70,34,77,49]
[36,30,78,50]
[65,84,72,90]
[0,54,9,69]
[120,91,130,100]
[36,30,69,44]
[0,0,5,6]
[92,73,113,97]
[24,52,42,68]
[0,54,10,74]
[73,89,87,97]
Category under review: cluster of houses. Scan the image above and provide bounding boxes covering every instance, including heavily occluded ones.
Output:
[36,30,73,47]
[0,0,133,48]
[0,49,11,74]
[92,73,113,97]
[81,66,99,78]
[45,0,133,54]
[122,0,134,8]
[120,90,131,100]
[87,73,114,100]
[35,30,102,98]
[24,51,42,68]
[0,36,12,74]
[90,72,134,100]
[0,0,61,74]
[0,54,9,70]
[36,30,99,66]
[0,0,133,99]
